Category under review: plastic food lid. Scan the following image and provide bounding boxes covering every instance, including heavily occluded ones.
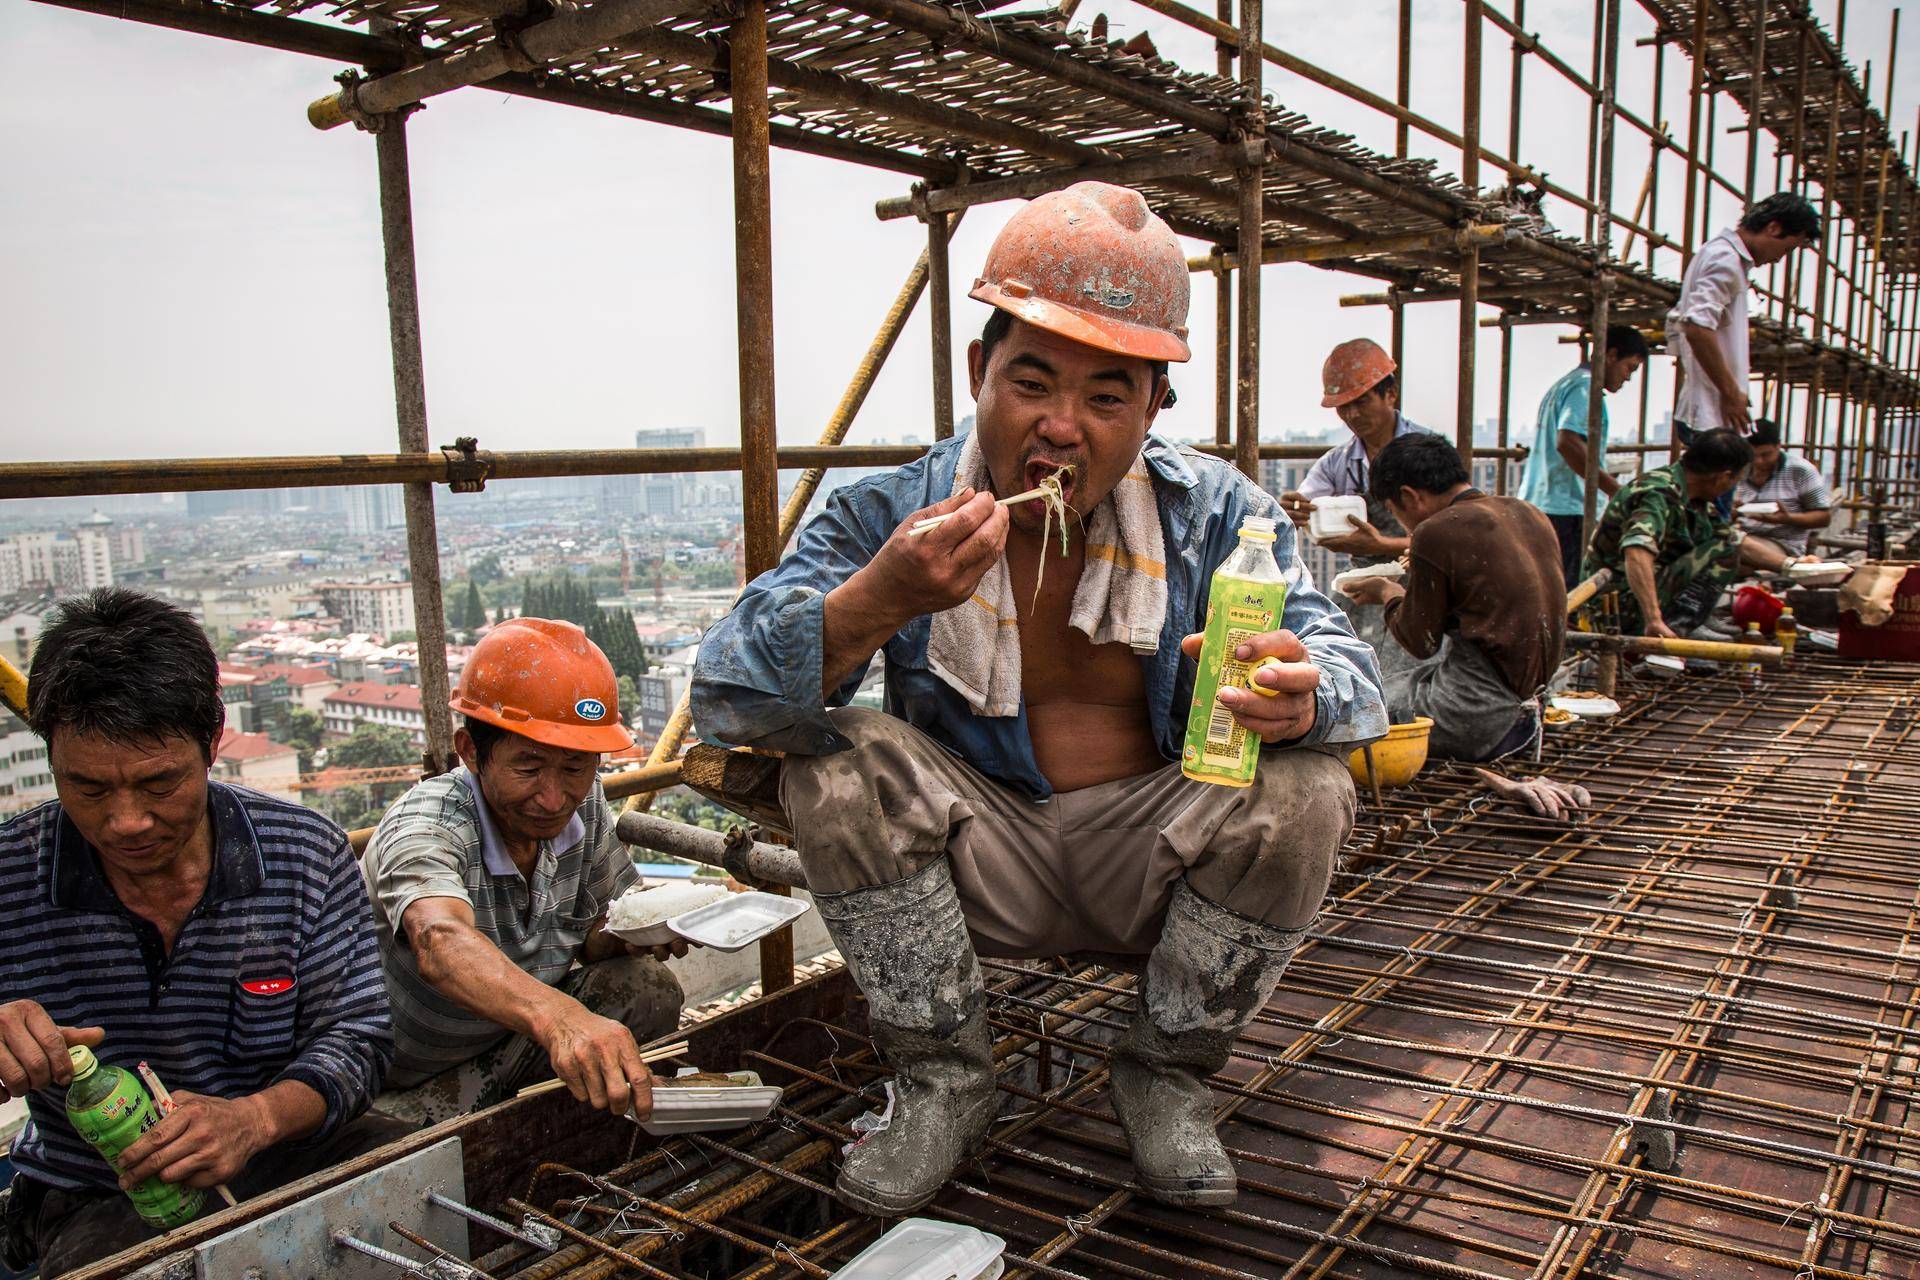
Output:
[831,1218,1007,1280]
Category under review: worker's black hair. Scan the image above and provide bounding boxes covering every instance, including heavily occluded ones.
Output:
[1680,427,1756,476]
[1741,192,1821,240]
[27,587,223,761]
[1369,432,1469,503]
[1603,324,1649,362]
[464,715,511,768]
[1366,373,1399,403]
[1747,418,1784,448]
[978,307,1174,407]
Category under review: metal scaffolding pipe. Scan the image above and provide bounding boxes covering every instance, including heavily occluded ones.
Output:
[375,108,456,777]
[306,0,698,128]
[615,811,807,889]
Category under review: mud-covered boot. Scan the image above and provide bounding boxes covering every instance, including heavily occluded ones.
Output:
[812,860,997,1216]
[1111,881,1309,1206]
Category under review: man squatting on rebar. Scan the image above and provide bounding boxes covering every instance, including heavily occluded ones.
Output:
[692,183,1389,1214]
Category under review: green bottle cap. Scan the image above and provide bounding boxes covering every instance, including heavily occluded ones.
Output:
[68,1045,98,1079]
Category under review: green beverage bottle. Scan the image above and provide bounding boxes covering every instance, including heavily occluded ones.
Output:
[1182,515,1290,787]
[64,1046,205,1230]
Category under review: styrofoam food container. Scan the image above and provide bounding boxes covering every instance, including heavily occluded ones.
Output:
[1308,495,1369,542]
[636,1070,783,1136]
[830,1218,1006,1280]
[668,891,811,953]
[1788,559,1852,586]
[605,882,731,947]
[1643,654,1686,673]
[1736,500,1780,516]
[1331,562,1406,591]
[1551,694,1622,718]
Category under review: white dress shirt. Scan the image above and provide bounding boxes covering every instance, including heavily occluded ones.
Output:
[1666,226,1753,432]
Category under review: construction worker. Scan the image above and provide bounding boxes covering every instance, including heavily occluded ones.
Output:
[0,590,406,1277]
[1584,429,1756,638]
[362,619,684,1126]
[1668,192,1819,520]
[692,183,1386,1215]
[1517,324,1650,586]
[1339,434,1565,761]
[1278,337,1438,563]
[1734,417,1833,571]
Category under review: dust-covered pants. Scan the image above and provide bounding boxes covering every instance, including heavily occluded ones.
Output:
[372,955,683,1126]
[1379,634,1533,763]
[781,708,1357,956]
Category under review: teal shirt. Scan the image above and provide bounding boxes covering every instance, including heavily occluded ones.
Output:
[1519,365,1608,517]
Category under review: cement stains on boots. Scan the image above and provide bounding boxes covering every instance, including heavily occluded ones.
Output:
[1111,880,1310,1206]
[811,860,998,1215]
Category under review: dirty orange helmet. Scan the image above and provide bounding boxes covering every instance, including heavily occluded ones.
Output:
[452,618,634,755]
[970,182,1192,363]
[1320,338,1397,408]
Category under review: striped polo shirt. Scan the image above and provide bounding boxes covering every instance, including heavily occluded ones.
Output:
[0,784,395,1193]
[360,769,638,1087]
[1734,452,1833,556]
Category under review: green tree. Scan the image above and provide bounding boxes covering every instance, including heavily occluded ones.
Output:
[283,706,325,772]
[316,723,419,831]
[470,553,503,587]
[616,674,639,722]
[463,580,487,631]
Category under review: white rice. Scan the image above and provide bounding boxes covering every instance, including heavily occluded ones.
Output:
[606,881,730,932]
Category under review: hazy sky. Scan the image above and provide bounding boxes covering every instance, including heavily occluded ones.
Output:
[2,0,1914,469]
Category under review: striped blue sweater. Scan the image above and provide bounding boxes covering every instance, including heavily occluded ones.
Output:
[0,784,395,1192]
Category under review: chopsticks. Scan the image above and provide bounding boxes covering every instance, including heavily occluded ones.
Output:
[138,1061,239,1208]
[906,482,1064,538]
[514,1040,692,1100]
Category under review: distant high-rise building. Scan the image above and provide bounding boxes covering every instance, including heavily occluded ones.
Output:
[0,528,112,593]
[315,580,416,636]
[634,428,708,518]
[80,509,145,567]
[344,485,407,535]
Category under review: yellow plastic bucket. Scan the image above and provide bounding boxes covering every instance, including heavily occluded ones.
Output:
[1347,717,1434,789]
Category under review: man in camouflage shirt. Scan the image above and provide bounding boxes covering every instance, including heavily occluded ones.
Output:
[1584,429,1754,637]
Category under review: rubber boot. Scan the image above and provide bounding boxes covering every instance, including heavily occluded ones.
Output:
[812,860,997,1216]
[1111,881,1309,1206]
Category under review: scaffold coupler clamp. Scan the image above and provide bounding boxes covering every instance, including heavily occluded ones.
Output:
[721,824,771,889]
[441,436,491,493]
[313,69,413,134]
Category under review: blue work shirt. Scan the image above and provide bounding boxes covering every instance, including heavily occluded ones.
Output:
[1519,364,1608,518]
[0,784,395,1193]
[692,433,1388,802]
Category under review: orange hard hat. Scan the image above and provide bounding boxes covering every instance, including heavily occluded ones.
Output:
[970,182,1192,363]
[1320,338,1397,408]
[452,618,634,755]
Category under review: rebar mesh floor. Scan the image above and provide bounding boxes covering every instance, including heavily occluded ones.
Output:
[501,657,1920,1280]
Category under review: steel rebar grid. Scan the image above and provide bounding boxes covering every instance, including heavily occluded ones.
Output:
[486,662,1920,1280]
